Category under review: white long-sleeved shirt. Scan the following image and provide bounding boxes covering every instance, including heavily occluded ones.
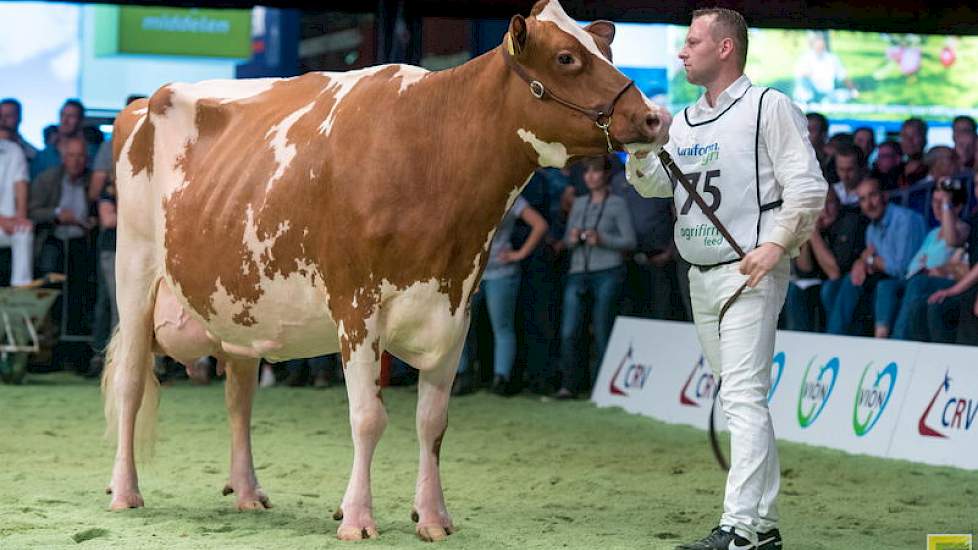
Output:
[625,75,827,257]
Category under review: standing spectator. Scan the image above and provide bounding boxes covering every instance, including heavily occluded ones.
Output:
[611,169,680,320]
[87,174,119,377]
[455,194,548,396]
[853,126,876,161]
[899,117,929,185]
[556,156,635,399]
[29,136,95,341]
[880,178,970,339]
[0,137,35,286]
[824,177,927,334]
[952,115,976,171]
[806,112,830,171]
[32,99,94,178]
[871,141,904,193]
[0,98,39,169]
[832,143,865,207]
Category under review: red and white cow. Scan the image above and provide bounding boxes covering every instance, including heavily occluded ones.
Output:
[102,0,667,541]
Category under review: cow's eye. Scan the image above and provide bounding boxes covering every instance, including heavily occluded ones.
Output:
[557,53,575,65]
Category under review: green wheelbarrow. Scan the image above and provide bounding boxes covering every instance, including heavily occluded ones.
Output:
[0,286,61,384]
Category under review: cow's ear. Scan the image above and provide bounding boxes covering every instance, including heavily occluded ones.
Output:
[508,15,529,57]
[585,20,616,45]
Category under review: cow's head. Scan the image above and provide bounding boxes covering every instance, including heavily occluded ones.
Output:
[505,0,668,167]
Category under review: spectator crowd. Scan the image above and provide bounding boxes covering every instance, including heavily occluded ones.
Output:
[2,95,976,396]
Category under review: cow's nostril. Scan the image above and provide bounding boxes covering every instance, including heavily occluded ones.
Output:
[646,114,659,129]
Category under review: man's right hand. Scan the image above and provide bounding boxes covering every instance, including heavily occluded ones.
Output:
[57,209,78,225]
[850,261,867,286]
[568,228,582,243]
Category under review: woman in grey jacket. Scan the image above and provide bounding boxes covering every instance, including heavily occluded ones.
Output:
[555,156,636,399]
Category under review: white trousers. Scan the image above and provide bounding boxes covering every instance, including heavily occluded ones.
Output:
[0,228,34,287]
[688,257,789,543]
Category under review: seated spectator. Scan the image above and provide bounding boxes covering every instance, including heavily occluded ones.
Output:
[32,99,97,178]
[87,173,118,377]
[783,188,867,331]
[878,178,970,339]
[926,180,978,345]
[806,112,830,172]
[899,117,929,185]
[0,98,39,169]
[832,143,865,207]
[454,193,548,396]
[29,136,95,337]
[871,141,904,193]
[556,156,635,399]
[0,136,35,286]
[824,177,927,335]
[853,126,876,162]
[822,132,855,185]
[890,146,959,226]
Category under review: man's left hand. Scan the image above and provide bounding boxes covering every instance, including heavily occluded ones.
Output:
[739,242,785,288]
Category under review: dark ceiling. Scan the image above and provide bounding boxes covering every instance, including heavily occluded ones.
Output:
[38,0,978,35]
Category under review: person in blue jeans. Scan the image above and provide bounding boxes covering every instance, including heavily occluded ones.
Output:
[824,177,927,335]
[556,156,636,399]
[883,178,971,339]
[454,195,548,396]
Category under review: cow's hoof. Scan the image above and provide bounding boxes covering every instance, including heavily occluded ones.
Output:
[411,508,419,523]
[417,524,454,542]
[107,488,144,510]
[337,526,380,541]
[222,483,272,510]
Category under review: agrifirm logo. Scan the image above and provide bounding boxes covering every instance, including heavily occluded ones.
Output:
[679,356,715,407]
[608,345,652,397]
[797,356,839,428]
[918,370,977,438]
[927,533,972,550]
[768,351,786,403]
[852,362,898,437]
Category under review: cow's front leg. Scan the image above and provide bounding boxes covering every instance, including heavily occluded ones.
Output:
[222,358,271,510]
[412,340,463,542]
[334,335,387,540]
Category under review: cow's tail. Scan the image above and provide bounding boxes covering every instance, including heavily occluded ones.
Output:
[101,323,161,461]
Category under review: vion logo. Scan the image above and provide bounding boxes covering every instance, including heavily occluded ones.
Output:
[852,362,898,437]
[918,370,977,438]
[609,345,652,397]
[680,356,715,407]
[797,356,839,428]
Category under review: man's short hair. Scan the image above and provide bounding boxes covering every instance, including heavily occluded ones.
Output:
[806,112,829,135]
[834,142,866,169]
[62,98,85,116]
[0,98,22,115]
[953,115,977,134]
[691,7,749,71]
[902,117,928,135]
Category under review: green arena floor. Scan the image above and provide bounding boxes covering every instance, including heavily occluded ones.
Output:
[1,372,974,549]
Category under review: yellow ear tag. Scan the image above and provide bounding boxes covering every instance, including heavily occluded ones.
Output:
[506,33,515,56]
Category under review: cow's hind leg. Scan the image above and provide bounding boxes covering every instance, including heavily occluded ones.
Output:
[102,259,160,510]
[334,334,386,540]
[412,340,464,542]
[221,358,272,510]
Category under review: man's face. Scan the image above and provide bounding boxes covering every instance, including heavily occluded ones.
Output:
[857,180,885,221]
[929,150,958,180]
[60,105,83,136]
[835,154,860,190]
[807,118,825,146]
[0,103,19,132]
[678,16,723,87]
[952,120,976,161]
[854,130,874,157]
[876,145,900,173]
[900,123,925,157]
[61,139,87,178]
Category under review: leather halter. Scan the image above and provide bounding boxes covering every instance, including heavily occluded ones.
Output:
[501,43,635,153]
